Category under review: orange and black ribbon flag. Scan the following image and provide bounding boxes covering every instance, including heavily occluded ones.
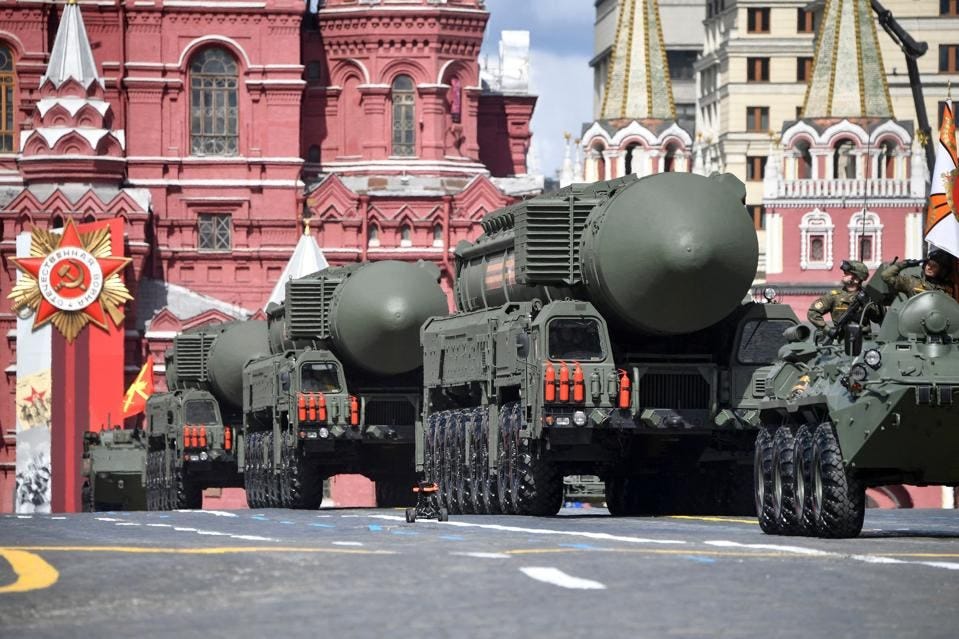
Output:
[925,99,959,260]
[122,355,155,418]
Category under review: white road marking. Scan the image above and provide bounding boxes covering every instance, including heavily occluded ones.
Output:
[230,534,279,542]
[452,552,512,559]
[918,562,959,571]
[146,523,173,528]
[176,510,238,518]
[173,527,199,532]
[368,514,685,545]
[332,541,364,547]
[16,515,32,519]
[705,540,831,556]
[96,517,121,522]
[519,567,606,590]
[50,517,67,520]
[195,530,232,537]
[115,523,141,527]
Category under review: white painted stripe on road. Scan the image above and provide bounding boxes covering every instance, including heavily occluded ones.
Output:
[173,527,200,533]
[369,514,686,545]
[50,517,67,520]
[195,530,232,537]
[115,523,142,527]
[16,515,32,519]
[146,523,173,528]
[850,555,906,565]
[332,541,364,547]
[230,534,279,542]
[453,552,512,559]
[520,567,606,590]
[176,510,238,517]
[705,541,831,556]
[918,561,959,571]
[96,517,121,522]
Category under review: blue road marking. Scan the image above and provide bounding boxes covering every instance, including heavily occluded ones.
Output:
[368,524,383,532]
[158,515,170,519]
[439,535,465,541]
[559,543,597,550]
[390,530,418,536]
[310,523,335,528]
[682,556,717,564]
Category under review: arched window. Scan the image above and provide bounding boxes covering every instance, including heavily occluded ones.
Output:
[624,143,640,175]
[0,44,15,153]
[391,75,415,156]
[591,142,606,181]
[833,139,856,179]
[799,208,834,270]
[432,223,443,247]
[663,144,678,172]
[399,224,412,247]
[190,48,238,156]
[848,210,883,267]
[795,140,812,179]
[368,223,380,247]
[877,140,897,179]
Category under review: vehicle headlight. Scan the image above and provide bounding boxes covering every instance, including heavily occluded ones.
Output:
[319,427,330,439]
[863,349,882,369]
[762,287,777,302]
[200,451,209,461]
[849,364,868,383]
[573,411,587,426]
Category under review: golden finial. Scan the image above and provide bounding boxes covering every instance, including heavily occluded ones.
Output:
[563,131,571,142]
[67,0,77,5]
[303,217,311,236]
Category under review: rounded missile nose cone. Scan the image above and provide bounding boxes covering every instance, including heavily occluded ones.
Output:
[580,172,758,335]
[924,310,949,335]
[206,320,271,410]
[332,261,449,375]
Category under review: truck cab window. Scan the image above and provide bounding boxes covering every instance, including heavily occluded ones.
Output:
[301,362,342,392]
[548,318,605,361]
[738,320,795,364]
[185,400,219,424]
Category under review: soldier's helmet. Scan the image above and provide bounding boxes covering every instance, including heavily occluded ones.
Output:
[840,259,869,281]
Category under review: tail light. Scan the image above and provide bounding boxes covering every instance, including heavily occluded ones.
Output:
[297,394,306,421]
[544,361,556,402]
[618,370,631,409]
[349,396,360,426]
[558,362,570,402]
[572,362,584,402]
[224,426,232,451]
[308,394,317,422]
[318,393,327,422]
[199,426,207,449]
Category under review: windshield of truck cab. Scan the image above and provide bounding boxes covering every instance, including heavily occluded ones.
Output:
[548,318,605,361]
[185,400,219,424]
[301,362,342,392]
[738,319,795,364]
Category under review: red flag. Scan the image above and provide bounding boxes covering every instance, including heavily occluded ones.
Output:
[122,355,155,418]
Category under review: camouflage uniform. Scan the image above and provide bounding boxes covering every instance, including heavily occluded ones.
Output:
[807,289,876,330]
[880,263,954,298]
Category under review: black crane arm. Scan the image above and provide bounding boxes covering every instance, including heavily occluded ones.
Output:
[870,0,934,172]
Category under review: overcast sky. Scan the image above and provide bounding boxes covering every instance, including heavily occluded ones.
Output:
[480,0,595,181]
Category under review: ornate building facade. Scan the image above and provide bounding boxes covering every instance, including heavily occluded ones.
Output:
[0,0,541,511]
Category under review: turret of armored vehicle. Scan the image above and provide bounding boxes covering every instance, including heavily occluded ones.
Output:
[420,173,799,517]
[82,427,148,511]
[243,260,449,508]
[753,266,959,537]
[145,321,270,510]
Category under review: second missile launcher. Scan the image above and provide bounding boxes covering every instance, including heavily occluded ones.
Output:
[420,172,798,516]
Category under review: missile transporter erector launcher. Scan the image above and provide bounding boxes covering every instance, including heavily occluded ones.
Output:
[243,260,449,508]
[145,320,270,509]
[419,172,799,516]
[754,271,959,538]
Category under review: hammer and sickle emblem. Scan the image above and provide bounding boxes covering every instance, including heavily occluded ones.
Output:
[55,260,87,292]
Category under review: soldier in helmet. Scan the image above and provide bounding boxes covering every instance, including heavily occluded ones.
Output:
[808,260,879,338]
[881,249,955,298]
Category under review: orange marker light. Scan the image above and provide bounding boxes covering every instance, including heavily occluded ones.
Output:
[544,361,556,402]
[318,393,327,422]
[298,394,306,422]
[350,396,360,426]
[618,370,631,409]
[573,362,585,403]
[558,362,570,402]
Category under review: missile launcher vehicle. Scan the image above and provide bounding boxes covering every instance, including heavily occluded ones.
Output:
[82,427,148,511]
[246,260,449,508]
[419,172,799,516]
[145,320,270,509]
[145,260,448,510]
[753,267,959,537]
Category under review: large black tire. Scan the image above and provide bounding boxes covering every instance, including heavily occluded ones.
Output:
[479,407,501,515]
[810,423,865,538]
[449,411,466,515]
[82,481,94,512]
[792,425,816,536]
[244,432,262,509]
[772,426,800,534]
[289,446,323,509]
[755,426,782,534]
[516,441,562,516]
[496,403,519,515]
[176,469,203,510]
[458,410,475,515]
[604,477,632,516]
[145,450,158,511]
[161,449,176,511]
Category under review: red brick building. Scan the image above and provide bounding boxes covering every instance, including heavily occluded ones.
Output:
[0,0,540,511]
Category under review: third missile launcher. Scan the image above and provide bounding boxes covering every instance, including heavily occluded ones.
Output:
[420,172,798,516]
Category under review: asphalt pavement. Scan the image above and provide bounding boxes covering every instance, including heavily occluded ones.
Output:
[1,507,958,638]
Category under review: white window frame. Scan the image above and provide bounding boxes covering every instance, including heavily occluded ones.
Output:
[799,208,834,270]
[848,210,883,268]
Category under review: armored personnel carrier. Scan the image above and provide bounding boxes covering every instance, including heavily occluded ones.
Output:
[82,427,148,511]
[419,172,798,516]
[753,267,959,537]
